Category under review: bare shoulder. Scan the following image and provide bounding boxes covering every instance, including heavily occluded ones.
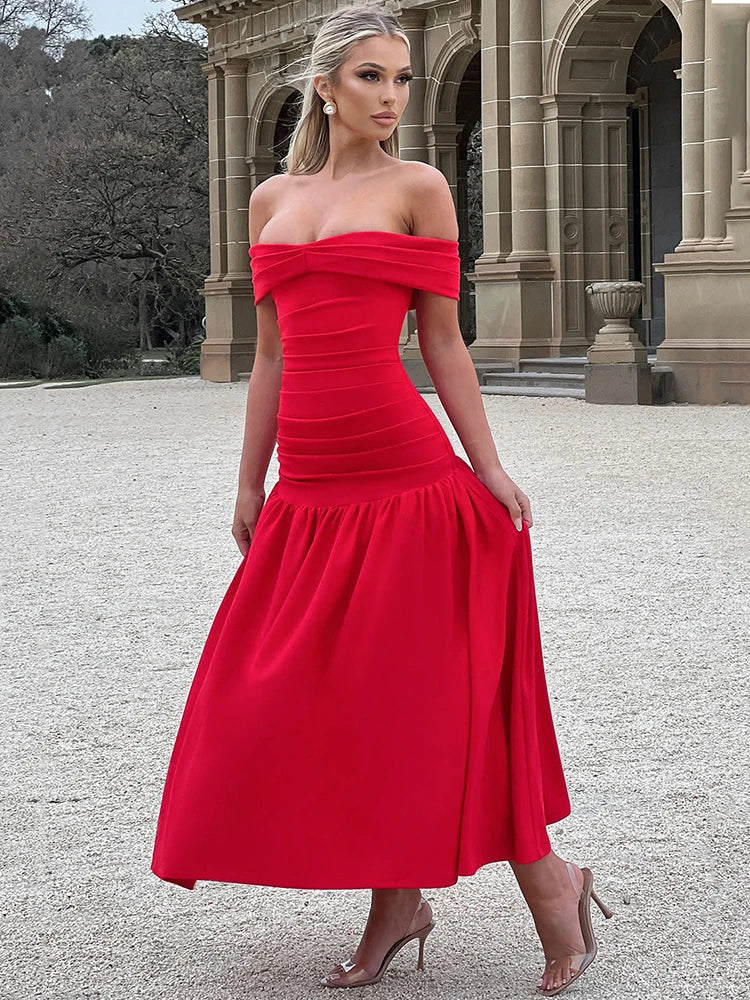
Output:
[248,173,296,242]
[249,172,295,210]
[401,161,459,241]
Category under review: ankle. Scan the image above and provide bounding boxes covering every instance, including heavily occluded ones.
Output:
[511,855,580,906]
[371,887,421,902]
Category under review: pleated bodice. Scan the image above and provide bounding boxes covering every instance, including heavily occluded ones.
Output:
[248,231,461,505]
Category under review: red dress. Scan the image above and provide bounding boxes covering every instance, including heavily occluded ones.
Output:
[151,230,571,890]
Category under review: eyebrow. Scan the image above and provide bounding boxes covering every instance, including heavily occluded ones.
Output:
[355,62,413,72]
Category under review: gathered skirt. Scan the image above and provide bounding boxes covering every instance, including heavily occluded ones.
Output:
[151,451,571,890]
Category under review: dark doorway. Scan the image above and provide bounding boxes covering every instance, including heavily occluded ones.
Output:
[627,8,682,349]
[456,51,482,344]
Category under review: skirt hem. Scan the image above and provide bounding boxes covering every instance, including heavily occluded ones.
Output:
[150,804,571,892]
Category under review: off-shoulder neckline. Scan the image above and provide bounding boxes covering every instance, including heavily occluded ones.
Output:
[250,229,458,250]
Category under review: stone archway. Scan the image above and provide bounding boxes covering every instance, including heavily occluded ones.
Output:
[542,0,682,351]
[247,83,302,185]
[547,0,681,94]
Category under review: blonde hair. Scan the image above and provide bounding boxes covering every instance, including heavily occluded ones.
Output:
[282,4,410,175]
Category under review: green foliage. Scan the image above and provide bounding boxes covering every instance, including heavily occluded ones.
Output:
[0,315,46,378]
[169,331,206,375]
[0,289,31,326]
[47,333,88,378]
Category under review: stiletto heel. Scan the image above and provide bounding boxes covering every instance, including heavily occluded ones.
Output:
[320,895,435,988]
[535,862,614,997]
[417,927,428,970]
[591,886,614,919]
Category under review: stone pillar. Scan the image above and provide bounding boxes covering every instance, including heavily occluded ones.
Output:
[396,11,429,164]
[476,0,510,263]
[726,16,750,212]
[471,0,554,361]
[423,124,462,195]
[204,64,226,279]
[200,58,256,383]
[224,59,252,276]
[507,0,547,261]
[248,155,277,188]
[676,0,705,250]
[702,3,733,248]
[541,95,589,355]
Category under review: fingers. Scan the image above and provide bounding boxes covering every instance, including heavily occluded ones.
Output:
[511,501,524,532]
[513,492,533,532]
[233,523,253,556]
[519,493,533,529]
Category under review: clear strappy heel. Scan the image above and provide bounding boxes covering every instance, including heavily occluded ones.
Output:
[320,895,435,988]
[536,861,614,996]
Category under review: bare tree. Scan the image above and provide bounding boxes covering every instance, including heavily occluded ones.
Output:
[0,0,35,44]
[31,0,90,58]
[0,0,89,56]
[144,0,207,48]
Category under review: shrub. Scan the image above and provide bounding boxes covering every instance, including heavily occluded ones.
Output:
[47,334,89,378]
[172,331,205,375]
[0,290,30,327]
[0,315,46,378]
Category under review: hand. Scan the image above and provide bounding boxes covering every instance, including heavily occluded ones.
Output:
[232,485,266,556]
[476,466,533,531]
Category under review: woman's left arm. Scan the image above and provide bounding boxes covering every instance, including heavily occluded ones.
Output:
[420,321,532,531]
[407,163,532,531]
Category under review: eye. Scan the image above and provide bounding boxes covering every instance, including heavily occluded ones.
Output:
[359,72,413,84]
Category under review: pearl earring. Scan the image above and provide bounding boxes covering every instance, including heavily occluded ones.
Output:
[323,101,337,115]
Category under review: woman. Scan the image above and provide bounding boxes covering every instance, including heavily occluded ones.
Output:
[151,5,613,996]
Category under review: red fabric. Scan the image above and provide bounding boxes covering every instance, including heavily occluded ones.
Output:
[151,230,571,891]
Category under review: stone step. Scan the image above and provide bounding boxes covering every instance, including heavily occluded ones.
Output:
[483,371,585,389]
[517,357,588,375]
[477,384,586,399]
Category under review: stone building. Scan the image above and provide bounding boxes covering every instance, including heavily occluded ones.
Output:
[178,0,750,404]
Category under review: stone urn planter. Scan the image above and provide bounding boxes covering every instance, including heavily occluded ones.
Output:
[585,280,647,364]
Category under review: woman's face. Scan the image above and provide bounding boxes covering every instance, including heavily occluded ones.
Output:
[316,34,412,139]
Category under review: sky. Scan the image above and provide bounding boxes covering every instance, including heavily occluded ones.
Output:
[84,0,178,38]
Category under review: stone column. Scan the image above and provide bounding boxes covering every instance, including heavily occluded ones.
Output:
[204,63,226,279]
[200,58,255,383]
[507,0,547,261]
[396,11,429,164]
[423,124,463,195]
[701,3,733,248]
[471,0,553,361]
[716,5,750,249]
[224,59,252,276]
[676,0,705,250]
[248,155,277,189]
[476,0,510,263]
[727,14,750,210]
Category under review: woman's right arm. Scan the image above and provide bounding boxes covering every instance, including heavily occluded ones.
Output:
[232,177,285,556]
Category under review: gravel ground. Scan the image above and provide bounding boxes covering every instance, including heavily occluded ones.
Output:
[1,376,748,1000]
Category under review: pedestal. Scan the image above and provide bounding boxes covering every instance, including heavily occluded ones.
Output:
[584,363,653,405]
